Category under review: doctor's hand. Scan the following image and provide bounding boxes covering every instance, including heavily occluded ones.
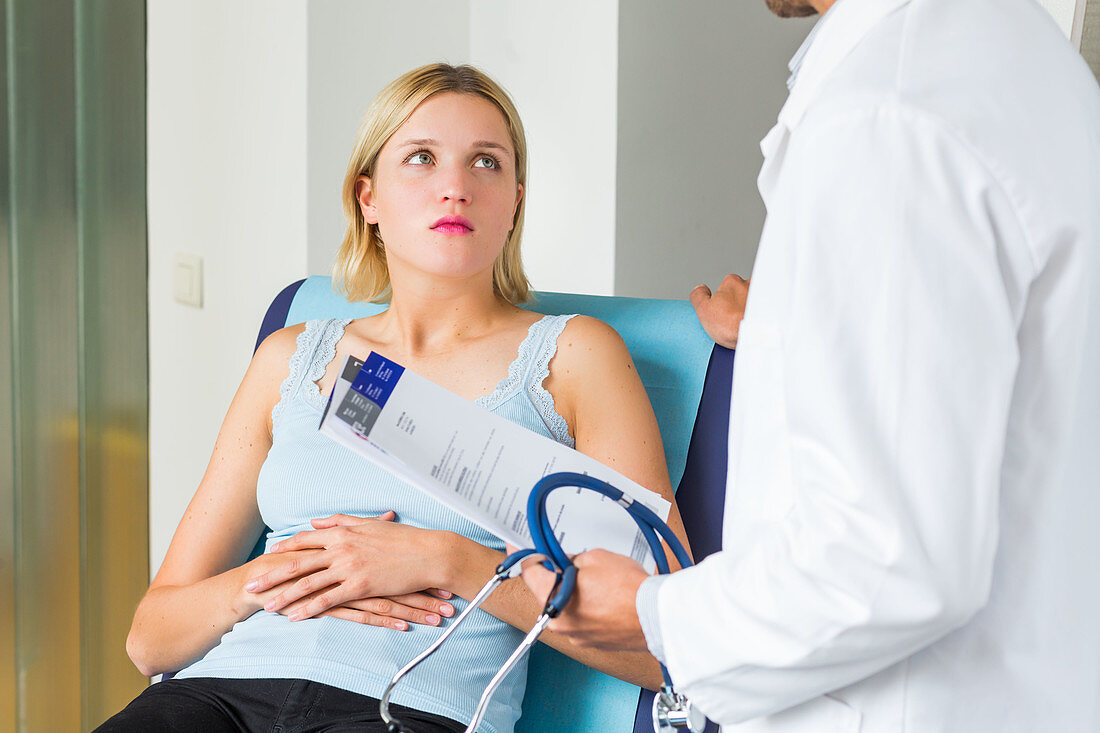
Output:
[516,548,651,652]
[689,274,750,349]
[243,512,459,624]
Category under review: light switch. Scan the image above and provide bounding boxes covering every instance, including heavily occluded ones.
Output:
[173,253,203,308]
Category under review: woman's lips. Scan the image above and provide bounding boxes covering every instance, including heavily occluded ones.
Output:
[431,216,474,234]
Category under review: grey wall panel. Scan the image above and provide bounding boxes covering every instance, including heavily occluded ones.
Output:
[615,1,815,299]
[1082,0,1100,82]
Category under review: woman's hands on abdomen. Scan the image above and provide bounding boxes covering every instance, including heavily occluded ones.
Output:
[245,512,475,626]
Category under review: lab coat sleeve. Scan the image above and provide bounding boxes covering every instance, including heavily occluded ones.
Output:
[655,106,1027,723]
[636,573,669,662]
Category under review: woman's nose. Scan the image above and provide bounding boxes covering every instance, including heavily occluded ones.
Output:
[438,167,472,204]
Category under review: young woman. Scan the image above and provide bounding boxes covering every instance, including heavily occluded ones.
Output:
[102,63,690,733]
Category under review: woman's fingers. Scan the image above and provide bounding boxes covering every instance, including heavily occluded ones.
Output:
[339,594,455,626]
[265,568,343,614]
[310,510,396,529]
[275,511,398,551]
[277,588,455,627]
[427,588,454,600]
[269,528,333,553]
[385,592,455,618]
[317,606,410,630]
[244,550,327,593]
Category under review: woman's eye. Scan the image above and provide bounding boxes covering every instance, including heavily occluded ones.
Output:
[473,156,498,169]
[407,152,432,165]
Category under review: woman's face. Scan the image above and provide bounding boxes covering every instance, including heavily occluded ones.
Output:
[358,92,523,289]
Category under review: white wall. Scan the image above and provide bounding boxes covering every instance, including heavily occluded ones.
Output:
[469,1,620,296]
[147,1,309,573]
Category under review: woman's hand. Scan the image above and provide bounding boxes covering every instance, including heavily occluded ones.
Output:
[297,592,455,631]
[244,512,462,621]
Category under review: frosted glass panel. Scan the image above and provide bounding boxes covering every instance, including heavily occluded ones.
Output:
[0,5,14,733]
[9,0,83,728]
[74,1,150,727]
[2,0,148,730]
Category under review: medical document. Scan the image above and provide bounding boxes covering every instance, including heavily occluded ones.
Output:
[319,352,671,567]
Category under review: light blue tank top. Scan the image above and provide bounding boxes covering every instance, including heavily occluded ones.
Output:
[176,314,578,733]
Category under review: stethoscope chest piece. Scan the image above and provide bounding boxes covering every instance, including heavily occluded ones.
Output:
[653,684,707,733]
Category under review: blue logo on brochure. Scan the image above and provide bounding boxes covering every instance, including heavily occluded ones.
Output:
[351,352,405,408]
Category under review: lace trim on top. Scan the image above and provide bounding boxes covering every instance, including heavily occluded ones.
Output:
[274,315,575,446]
[273,318,352,427]
[526,314,577,447]
[474,314,577,447]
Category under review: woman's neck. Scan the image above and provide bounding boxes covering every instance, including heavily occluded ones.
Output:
[374,272,515,357]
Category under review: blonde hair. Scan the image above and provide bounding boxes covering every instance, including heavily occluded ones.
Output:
[333,63,530,303]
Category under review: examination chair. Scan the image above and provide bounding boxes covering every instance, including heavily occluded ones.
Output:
[252,275,732,733]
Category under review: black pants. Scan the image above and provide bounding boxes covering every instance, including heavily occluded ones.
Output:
[93,677,466,733]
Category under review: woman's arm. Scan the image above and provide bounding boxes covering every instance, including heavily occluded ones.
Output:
[129,325,464,677]
[125,329,294,676]
[480,315,691,689]
[256,316,690,689]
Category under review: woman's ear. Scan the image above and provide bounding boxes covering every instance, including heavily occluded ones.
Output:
[512,183,524,221]
[356,175,378,224]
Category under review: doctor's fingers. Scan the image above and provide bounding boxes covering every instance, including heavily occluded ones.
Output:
[518,558,561,603]
[690,274,749,349]
[688,283,713,309]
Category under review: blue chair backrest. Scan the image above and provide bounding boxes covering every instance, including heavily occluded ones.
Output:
[255,276,731,733]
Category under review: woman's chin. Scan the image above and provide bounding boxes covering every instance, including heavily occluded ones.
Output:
[391,262,498,290]
[388,252,500,285]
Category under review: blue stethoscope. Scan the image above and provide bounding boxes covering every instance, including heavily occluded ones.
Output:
[380,472,706,733]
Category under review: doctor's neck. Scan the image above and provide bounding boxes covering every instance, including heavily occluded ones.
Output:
[765,0,836,18]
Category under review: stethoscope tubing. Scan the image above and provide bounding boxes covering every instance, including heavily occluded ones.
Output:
[380,472,692,732]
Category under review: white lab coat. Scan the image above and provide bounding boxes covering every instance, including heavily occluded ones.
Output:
[652,0,1100,730]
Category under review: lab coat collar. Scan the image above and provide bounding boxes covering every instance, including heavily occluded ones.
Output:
[758,0,911,205]
[778,0,912,130]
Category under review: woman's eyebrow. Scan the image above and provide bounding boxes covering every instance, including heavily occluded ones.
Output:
[397,138,510,154]
[472,140,510,152]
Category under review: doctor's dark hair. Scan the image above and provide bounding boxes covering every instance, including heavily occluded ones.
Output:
[333,63,530,304]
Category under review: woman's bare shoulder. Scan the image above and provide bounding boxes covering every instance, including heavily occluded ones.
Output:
[544,315,637,426]
[251,323,308,376]
[552,315,633,374]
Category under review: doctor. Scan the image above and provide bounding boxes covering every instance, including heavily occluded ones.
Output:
[521,0,1100,730]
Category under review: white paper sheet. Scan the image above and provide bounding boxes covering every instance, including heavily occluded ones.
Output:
[319,353,671,567]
